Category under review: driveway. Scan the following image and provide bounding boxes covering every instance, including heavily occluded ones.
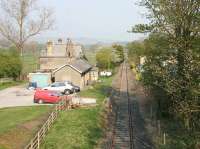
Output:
[0,85,38,108]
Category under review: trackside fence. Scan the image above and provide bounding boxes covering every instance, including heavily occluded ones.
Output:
[24,96,72,149]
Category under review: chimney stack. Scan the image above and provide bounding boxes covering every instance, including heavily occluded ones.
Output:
[58,38,62,44]
[47,40,53,56]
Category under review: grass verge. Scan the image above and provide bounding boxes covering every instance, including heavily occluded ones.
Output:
[41,77,113,149]
[0,81,26,91]
[0,106,51,149]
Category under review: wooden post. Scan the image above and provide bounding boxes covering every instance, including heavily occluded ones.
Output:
[158,120,161,136]
[163,133,166,145]
[59,102,61,111]
[37,132,40,148]
[47,118,50,130]
[61,100,63,111]
[43,125,45,137]
[65,99,67,110]
[150,104,153,119]
[55,105,57,112]
[30,140,33,149]
[51,112,54,122]
[58,104,60,112]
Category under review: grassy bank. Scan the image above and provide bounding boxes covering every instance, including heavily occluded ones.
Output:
[0,106,51,149]
[0,81,26,91]
[41,77,113,149]
[155,118,200,149]
[145,89,200,149]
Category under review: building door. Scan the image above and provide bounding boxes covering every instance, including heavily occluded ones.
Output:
[31,74,49,88]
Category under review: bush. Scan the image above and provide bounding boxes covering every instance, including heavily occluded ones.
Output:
[0,48,22,80]
[96,47,115,70]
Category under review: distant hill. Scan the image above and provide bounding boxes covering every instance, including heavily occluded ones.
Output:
[35,36,129,46]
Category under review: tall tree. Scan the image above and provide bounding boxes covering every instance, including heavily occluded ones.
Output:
[132,0,200,81]
[96,48,114,70]
[131,0,200,129]
[0,0,54,56]
[112,44,124,63]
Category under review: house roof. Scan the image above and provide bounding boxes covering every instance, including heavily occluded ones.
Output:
[53,59,92,74]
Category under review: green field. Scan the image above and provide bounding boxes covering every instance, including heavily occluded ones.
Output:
[0,106,51,149]
[41,77,113,149]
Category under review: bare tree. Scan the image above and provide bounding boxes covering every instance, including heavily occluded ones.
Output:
[0,0,54,56]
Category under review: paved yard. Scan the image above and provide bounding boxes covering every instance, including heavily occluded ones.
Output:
[0,85,37,108]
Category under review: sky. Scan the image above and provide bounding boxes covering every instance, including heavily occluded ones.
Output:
[39,0,148,42]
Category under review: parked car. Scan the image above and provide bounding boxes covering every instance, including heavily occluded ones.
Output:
[34,89,63,104]
[64,81,80,92]
[43,82,74,95]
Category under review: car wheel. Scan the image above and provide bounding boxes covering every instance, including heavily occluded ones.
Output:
[64,89,71,95]
[33,99,37,103]
[38,99,44,104]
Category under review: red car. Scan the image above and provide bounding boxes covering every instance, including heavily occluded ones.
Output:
[34,89,63,104]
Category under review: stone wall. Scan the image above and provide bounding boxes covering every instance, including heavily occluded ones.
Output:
[54,66,82,88]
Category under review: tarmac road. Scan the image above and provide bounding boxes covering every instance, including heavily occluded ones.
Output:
[0,85,38,108]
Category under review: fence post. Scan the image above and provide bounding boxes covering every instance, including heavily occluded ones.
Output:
[56,105,58,113]
[37,132,40,149]
[59,102,61,111]
[163,133,166,145]
[61,100,64,111]
[51,112,54,122]
[158,120,161,136]
[67,100,70,110]
[61,100,63,110]
[25,97,71,149]
[30,140,33,149]
[64,98,67,110]
[47,118,50,130]
[43,125,45,137]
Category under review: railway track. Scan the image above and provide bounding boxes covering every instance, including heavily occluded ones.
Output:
[109,62,153,149]
[110,62,134,149]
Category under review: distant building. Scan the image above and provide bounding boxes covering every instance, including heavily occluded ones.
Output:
[52,59,92,88]
[29,38,98,88]
[40,38,84,71]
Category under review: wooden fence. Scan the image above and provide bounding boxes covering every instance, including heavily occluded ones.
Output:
[24,97,72,149]
[0,78,13,83]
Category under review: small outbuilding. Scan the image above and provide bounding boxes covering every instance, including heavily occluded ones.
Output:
[28,72,52,88]
[52,59,92,89]
[90,67,99,81]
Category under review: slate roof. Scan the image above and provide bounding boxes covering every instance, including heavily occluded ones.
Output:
[53,59,92,74]
[70,59,92,73]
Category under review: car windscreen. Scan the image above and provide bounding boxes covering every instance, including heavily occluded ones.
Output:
[59,83,66,86]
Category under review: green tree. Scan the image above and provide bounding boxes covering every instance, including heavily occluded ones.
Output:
[131,0,200,129]
[96,48,114,70]
[127,41,145,65]
[0,48,22,80]
[112,44,124,63]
